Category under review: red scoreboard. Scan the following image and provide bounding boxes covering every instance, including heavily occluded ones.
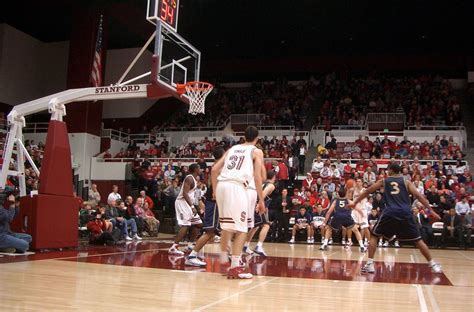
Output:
[147,0,179,31]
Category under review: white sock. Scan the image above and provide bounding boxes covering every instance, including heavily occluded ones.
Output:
[256,241,263,247]
[244,242,250,248]
[189,250,197,257]
[291,236,295,240]
[358,240,364,248]
[171,243,178,249]
[367,258,374,265]
[231,255,240,268]
[323,238,329,246]
[220,251,228,264]
[428,259,436,266]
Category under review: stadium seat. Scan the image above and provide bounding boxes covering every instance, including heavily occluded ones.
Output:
[431,222,444,248]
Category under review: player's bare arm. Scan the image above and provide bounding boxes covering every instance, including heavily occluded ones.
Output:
[211,151,228,199]
[253,148,265,214]
[350,179,383,207]
[182,175,195,208]
[323,200,336,225]
[406,179,441,220]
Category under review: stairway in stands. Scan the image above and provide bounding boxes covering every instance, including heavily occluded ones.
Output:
[301,93,324,175]
[458,89,474,166]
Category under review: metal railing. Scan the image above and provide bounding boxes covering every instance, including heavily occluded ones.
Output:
[406,125,466,131]
[95,156,283,164]
[312,157,469,168]
[24,122,49,133]
[230,114,265,125]
[366,113,406,124]
[312,125,367,131]
[100,129,130,143]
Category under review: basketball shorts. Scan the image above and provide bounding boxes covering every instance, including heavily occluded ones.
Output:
[254,210,270,227]
[247,188,257,229]
[203,200,219,232]
[328,214,355,231]
[371,213,421,241]
[352,210,369,229]
[216,181,249,233]
[175,199,202,226]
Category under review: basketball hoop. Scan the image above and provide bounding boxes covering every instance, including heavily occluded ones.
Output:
[177,81,213,115]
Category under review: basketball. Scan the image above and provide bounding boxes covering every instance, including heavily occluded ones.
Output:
[345,178,355,189]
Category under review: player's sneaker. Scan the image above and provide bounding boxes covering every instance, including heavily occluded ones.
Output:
[319,245,327,251]
[227,266,253,279]
[361,262,375,273]
[185,256,207,267]
[364,239,368,247]
[429,262,443,273]
[378,240,383,247]
[394,241,400,248]
[360,246,368,253]
[289,238,295,244]
[253,246,268,257]
[214,236,221,243]
[133,234,142,240]
[383,241,389,247]
[307,238,312,244]
[341,239,346,245]
[124,235,133,241]
[347,240,353,246]
[168,246,184,256]
[328,238,333,245]
[185,245,195,253]
[243,246,254,255]
[310,238,315,244]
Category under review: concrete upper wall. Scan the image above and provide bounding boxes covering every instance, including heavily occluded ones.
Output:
[0,24,153,119]
[0,24,69,105]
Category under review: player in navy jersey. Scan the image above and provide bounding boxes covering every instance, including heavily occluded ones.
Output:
[243,171,276,257]
[351,163,442,273]
[320,188,367,252]
[185,146,225,266]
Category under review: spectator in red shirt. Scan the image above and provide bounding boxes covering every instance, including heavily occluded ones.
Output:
[103,150,112,158]
[355,135,364,148]
[302,173,316,189]
[139,190,154,210]
[115,148,126,158]
[276,160,289,189]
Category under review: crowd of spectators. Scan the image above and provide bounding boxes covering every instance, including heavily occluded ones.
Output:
[265,155,473,248]
[317,73,463,129]
[159,78,321,130]
[321,134,465,161]
[2,139,44,195]
[79,184,161,245]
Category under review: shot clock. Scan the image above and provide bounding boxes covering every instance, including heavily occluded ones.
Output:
[147,0,179,31]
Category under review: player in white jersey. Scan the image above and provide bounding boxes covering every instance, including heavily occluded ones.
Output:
[212,126,265,279]
[168,164,203,255]
[185,146,225,267]
[350,178,370,246]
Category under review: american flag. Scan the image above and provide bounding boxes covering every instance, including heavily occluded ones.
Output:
[91,15,103,87]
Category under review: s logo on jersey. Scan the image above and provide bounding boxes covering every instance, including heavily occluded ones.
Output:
[240,211,247,222]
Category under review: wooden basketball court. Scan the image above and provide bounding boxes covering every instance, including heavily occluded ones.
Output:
[0,239,472,311]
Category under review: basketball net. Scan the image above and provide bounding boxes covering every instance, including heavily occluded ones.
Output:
[178,81,213,115]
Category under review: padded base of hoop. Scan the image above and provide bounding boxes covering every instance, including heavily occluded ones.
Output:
[146,84,174,99]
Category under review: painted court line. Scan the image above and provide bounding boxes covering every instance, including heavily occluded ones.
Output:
[50,248,164,261]
[192,277,279,311]
[424,285,440,312]
[455,251,474,261]
[415,284,428,312]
